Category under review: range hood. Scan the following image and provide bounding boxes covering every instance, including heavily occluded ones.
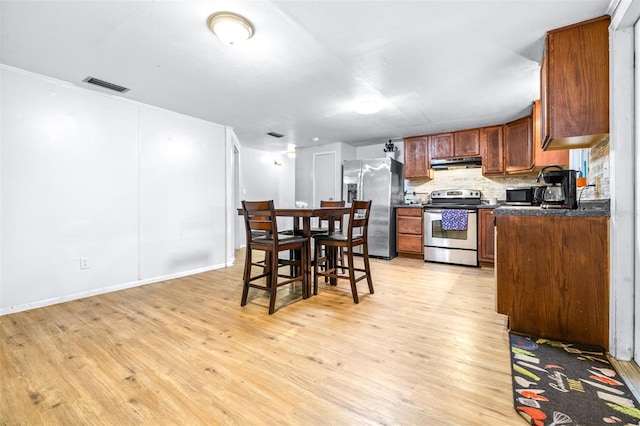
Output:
[430,156,482,170]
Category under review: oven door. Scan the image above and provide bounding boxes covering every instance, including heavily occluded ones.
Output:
[424,209,477,250]
[423,209,478,266]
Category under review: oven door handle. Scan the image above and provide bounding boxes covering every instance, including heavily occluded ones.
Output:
[425,209,475,213]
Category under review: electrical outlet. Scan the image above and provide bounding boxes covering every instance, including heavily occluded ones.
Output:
[80,257,89,270]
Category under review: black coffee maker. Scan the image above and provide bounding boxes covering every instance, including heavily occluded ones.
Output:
[535,165,578,209]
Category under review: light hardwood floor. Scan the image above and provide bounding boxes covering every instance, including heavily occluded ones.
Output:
[1,250,525,425]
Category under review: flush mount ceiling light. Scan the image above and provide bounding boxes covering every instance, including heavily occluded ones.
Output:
[287,143,296,158]
[355,100,380,115]
[207,12,255,45]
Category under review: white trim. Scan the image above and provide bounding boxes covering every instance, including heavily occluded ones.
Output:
[610,0,640,29]
[0,262,228,316]
[608,21,637,358]
[225,125,235,266]
[312,150,338,207]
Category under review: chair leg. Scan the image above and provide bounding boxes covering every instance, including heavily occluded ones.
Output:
[301,242,309,299]
[268,250,279,315]
[347,248,359,304]
[313,239,320,296]
[362,243,374,294]
[241,248,253,306]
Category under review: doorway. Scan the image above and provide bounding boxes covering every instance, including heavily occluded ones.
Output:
[233,144,242,250]
[313,152,337,207]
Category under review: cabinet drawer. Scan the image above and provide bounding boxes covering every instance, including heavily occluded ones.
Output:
[398,235,423,253]
[397,208,423,217]
[398,217,422,234]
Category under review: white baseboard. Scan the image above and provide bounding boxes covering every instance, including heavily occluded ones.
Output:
[0,262,228,316]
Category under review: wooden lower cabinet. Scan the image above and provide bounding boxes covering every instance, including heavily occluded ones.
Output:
[478,208,495,266]
[496,214,609,349]
[396,207,424,259]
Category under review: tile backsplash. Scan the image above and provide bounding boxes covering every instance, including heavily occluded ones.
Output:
[583,136,610,200]
[404,168,539,203]
[404,138,610,203]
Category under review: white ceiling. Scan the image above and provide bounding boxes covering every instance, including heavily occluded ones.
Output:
[1,0,611,152]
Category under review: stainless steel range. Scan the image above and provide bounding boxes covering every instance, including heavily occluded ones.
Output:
[423,189,480,266]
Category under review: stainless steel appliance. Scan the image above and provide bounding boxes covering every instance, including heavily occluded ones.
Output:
[429,156,482,170]
[535,165,578,209]
[342,158,404,259]
[423,189,480,266]
[505,186,545,206]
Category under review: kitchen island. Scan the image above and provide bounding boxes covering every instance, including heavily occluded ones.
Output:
[494,200,610,349]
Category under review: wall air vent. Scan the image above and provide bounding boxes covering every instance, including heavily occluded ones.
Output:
[82,76,130,93]
[266,132,285,138]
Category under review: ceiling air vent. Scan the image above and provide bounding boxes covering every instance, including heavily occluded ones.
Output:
[82,76,130,93]
[266,132,285,138]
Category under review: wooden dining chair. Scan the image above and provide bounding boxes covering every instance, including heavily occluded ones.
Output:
[311,200,346,234]
[241,200,309,314]
[311,200,346,267]
[313,200,373,303]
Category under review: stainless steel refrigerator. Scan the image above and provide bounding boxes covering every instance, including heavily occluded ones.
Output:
[342,158,404,259]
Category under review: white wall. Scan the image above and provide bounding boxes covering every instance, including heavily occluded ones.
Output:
[356,141,404,162]
[138,106,227,280]
[295,142,355,204]
[1,67,228,314]
[237,147,295,243]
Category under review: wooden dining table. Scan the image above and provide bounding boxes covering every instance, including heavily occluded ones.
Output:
[237,206,351,295]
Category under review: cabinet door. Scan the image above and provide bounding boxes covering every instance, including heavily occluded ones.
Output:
[397,235,423,254]
[398,216,422,234]
[403,136,430,179]
[430,133,454,159]
[540,51,550,146]
[496,215,609,349]
[454,129,480,157]
[543,16,610,149]
[396,208,424,256]
[478,209,495,264]
[504,116,534,173]
[532,99,569,168]
[480,126,504,175]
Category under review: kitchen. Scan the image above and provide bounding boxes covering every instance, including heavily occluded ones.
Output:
[1,0,639,423]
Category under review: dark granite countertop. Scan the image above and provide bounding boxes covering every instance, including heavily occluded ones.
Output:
[493,199,610,217]
[394,204,424,208]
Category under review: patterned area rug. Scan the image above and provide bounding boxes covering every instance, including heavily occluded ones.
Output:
[509,333,640,425]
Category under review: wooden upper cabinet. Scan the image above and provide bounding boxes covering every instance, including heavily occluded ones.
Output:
[429,133,454,160]
[403,136,432,179]
[454,129,480,157]
[542,15,610,150]
[504,116,534,173]
[480,125,504,175]
[532,99,568,168]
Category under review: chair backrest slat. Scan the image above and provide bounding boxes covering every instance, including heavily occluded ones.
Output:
[347,200,371,241]
[242,200,279,243]
[319,200,345,230]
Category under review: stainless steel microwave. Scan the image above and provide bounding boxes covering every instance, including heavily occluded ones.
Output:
[505,187,540,206]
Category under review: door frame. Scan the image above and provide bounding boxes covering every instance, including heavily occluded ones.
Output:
[312,151,337,207]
